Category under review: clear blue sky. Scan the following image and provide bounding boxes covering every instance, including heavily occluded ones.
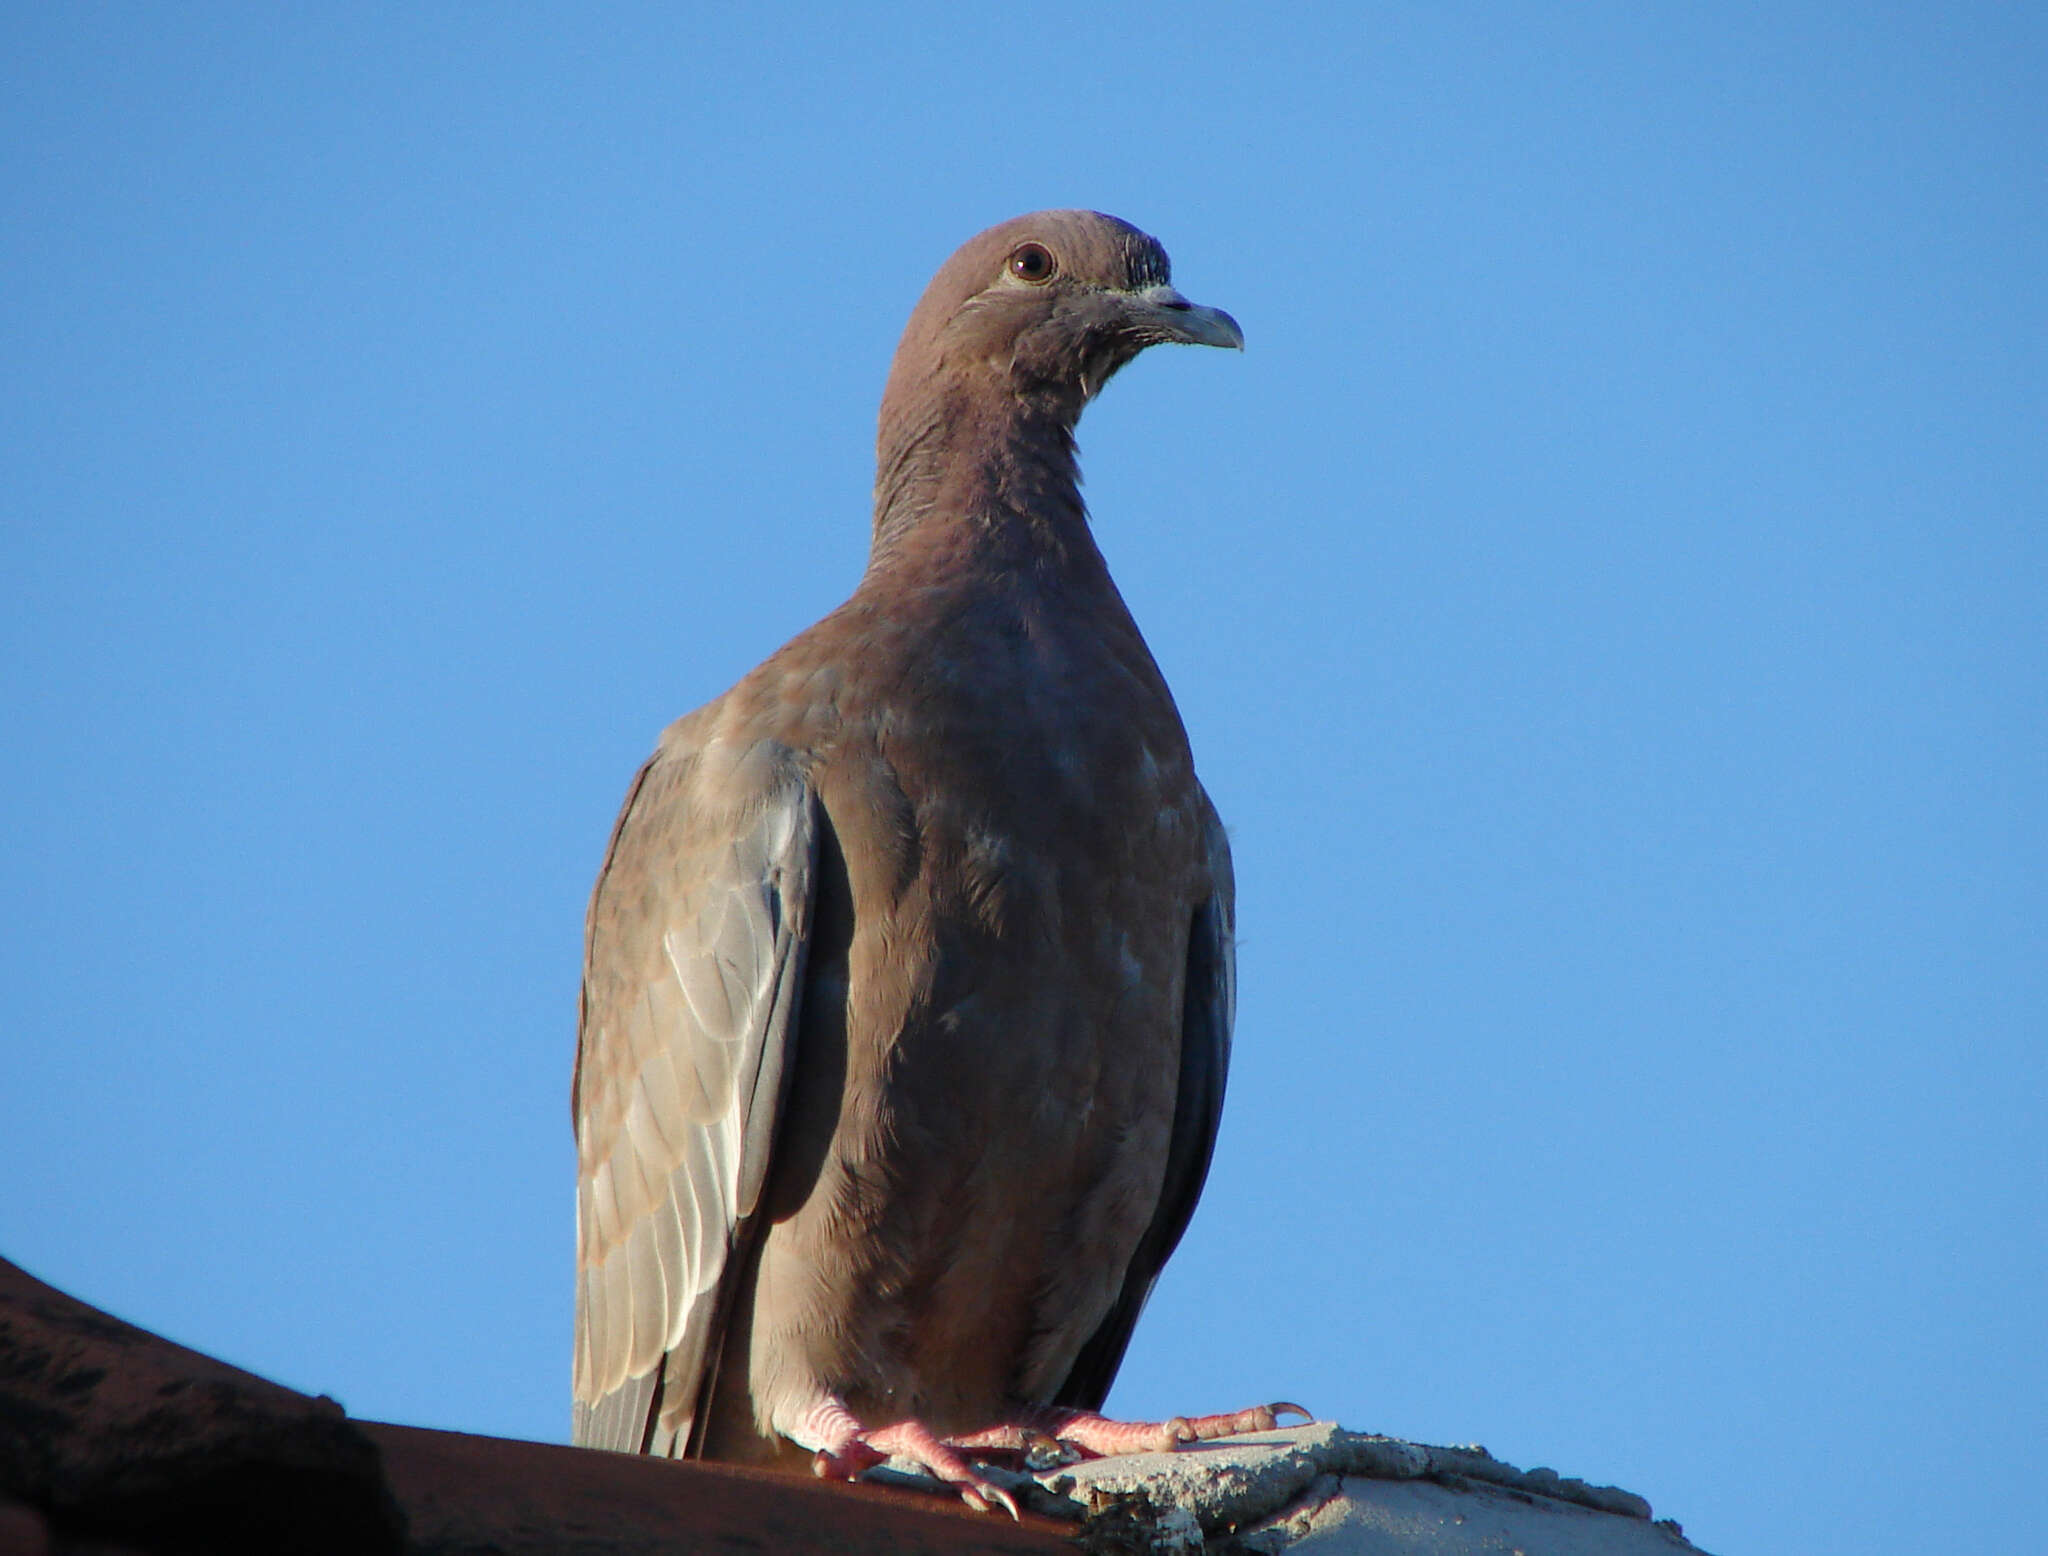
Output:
[3,7,2040,1553]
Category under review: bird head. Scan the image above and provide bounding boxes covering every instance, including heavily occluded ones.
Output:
[881,210,1243,423]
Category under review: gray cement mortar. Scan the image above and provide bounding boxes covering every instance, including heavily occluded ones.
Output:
[877,1421,1713,1555]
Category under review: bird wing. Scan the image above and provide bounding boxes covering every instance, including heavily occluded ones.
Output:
[570,735,819,1454]
[1055,793,1236,1409]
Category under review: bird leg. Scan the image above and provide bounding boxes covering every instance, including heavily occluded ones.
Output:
[951,1399,1313,1461]
[791,1397,1023,1517]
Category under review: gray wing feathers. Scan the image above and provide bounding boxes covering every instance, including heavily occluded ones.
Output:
[1204,805,1237,1073]
[572,750,818,1453]
[1053,799,1235,1408]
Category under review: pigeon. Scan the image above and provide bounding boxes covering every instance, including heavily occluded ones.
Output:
[572,210,1299,1512]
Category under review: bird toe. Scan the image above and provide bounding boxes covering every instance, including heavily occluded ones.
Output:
[852,1418,1022,1519]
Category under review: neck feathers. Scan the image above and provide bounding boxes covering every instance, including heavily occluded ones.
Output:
[870,375,1091,573]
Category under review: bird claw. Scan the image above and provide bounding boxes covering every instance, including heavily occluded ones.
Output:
[967,1481,1023,1519]
[1172,1400,1315,1442]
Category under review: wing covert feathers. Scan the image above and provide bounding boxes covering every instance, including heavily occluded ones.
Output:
[572,750,819,1453]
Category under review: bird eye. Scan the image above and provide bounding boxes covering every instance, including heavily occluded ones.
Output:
[1008,243,1057,284]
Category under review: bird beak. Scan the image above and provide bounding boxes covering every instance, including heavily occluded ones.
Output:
[1130,284,1245,350]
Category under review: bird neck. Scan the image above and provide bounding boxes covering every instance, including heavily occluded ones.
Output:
[867,381,1097,579]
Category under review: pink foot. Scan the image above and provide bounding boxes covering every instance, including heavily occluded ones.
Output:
[953,1400,1312,1460]
[1061,1400,1312,1454]
[797,1401,1021,1517]
[792,1396,1310,1513]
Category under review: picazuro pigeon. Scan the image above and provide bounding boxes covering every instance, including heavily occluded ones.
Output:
[572,210,1300,1514]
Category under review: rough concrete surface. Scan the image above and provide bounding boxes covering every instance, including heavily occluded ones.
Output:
[885,1422,1713,1555]
[1238,1473,1701,1556]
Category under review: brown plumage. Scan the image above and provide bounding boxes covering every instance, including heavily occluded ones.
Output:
[572,211,1293,1511]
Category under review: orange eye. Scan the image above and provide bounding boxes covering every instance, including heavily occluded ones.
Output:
[1008,243,1057,284]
